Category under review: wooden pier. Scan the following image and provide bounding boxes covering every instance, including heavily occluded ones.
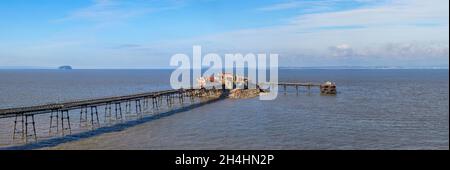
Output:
[264,82,337,95]
[0,81,336,144]
[0,88,224,143]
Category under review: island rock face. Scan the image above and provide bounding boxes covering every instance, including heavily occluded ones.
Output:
[191,88,262,99]
[228,89,260,99]
[58,66,73,70]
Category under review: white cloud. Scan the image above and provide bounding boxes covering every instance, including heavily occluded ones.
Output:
[257,0,381,12]
[58,0,181,23]
[335,44,351,50]
[158,0,449,66]
[258,1,304,11]
[290,0,449,28]
[329,44,354,58]
[5,0,448,67]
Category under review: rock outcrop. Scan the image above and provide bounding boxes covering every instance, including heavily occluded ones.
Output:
[228,89,260,99]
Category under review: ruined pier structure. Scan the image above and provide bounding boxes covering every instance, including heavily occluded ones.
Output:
[198,73,337,95]
[0,81,336,144]
[0,88,223,143]
[269,82,337,95]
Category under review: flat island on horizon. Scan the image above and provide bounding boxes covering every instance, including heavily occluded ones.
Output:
[58,66,73,70]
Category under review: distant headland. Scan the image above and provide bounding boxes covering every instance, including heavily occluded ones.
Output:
[58,66,73,70]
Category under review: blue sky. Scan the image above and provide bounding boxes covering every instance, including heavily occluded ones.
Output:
[0,0,448,68]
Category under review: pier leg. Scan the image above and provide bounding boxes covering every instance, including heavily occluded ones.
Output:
[114,102,123,120]
[135,99,142,116]
[142,99,146,111]
[90,106,94,127]
[60,111,65,136]
[80,106,88,127]
[125,100,131,114]
[158,96,161,108]
[12,114,25,142]
[49,110,59,134]
[90,106,100,128]
[159,96,162,108]
[296,85,299,96]
[152,97,156,109]
[166,95,170,108]
[31,115,37,142]
[25,115,28,143]
[284,85,287,95]
[12,115,19,140]
[60,110,71,135]
[95,107,99,126]
[13,114,38,143]
[155,96,160,109]
[179,93,183,104]
[172,94,175,105]
[104,103,112,122]
[145,98,149,110]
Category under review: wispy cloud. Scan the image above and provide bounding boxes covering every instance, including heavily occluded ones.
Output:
[258,1,304,11]
[3,0,448,68]
[58,0,182,23]
[111,44,142,49]
[328,42,450,59]
[257,0,381,12]
[290,0,449,29]
[315,25,366,30]
[166,0,449,66]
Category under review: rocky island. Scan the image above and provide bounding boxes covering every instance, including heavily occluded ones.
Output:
[58,66,73,70]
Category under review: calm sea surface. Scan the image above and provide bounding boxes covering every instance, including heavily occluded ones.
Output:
[0,69,448,149]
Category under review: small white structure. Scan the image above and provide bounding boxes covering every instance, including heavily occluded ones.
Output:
[222,73,234,89]
[197,77,206,88]
[196,73,248,89]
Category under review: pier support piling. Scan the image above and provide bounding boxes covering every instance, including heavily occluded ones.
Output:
[135,99,142,115]
[104,103,112,123]
[125,100,132,114]
[90,106,100,128]
[60,110,71,135]
[79,106,88,127]
[49,110,59,134]
[114,102,123,120]
[13,114,37,143]
[12,114,24,141]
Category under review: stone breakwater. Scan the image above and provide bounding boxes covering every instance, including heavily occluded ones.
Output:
[194,89,261,99]
[229,89,261,99]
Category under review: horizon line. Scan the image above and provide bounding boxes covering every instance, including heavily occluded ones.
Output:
[0,66,448,70]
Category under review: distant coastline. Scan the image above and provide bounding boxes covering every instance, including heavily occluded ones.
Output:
[0,66,448,70]
[278,66,450,70]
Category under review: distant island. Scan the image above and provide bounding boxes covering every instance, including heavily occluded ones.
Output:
[58,66,73,70]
